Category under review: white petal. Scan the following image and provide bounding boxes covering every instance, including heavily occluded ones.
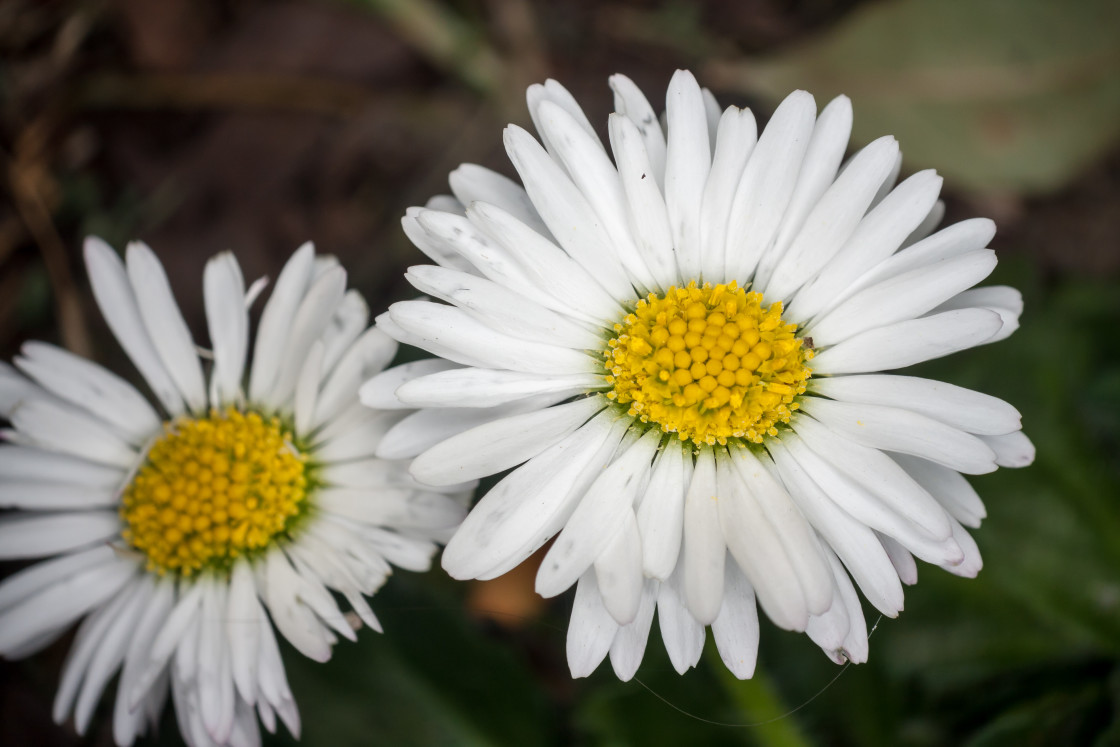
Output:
[763,136,900,302]
[768,439,905,617]
[594,511,644,625]
[681,448,724,624]
[318,486,465,531]
[0,446,124,491]
[388,300,597,375]
[791,415,952,540]
[227,561,263,707]
[978,430,1035,468]
[608,579,658,681]
[942,518,983,578]
[411,396,605,486]
[609,73,666,187]
[851,218,996,292]
[699,106,757,279]
[504,125,634,298]
[536,100,657,292]
[802,397,998,475]
[0,551,136,655]
[0,511,121,559]
[812,550,869,665]
[312,326,399,430]
[710,559,760,679]
[319,290,370,376]
[663,70,711,280]
[656,566,705,674]
[537,428,659,597]
[248,243,315,402]
[261,549,332,662]
[15,342,160,445]
[449,163,549,238]
[806,249,997,347]
[810,308,1003,375]
[811,374,1022,436]
[0,481,118,510]
[198,581,236,743]
[130,582,203,707]
[441,411,627,580]
[125,242,207,413]
[402,208,476,272]
[724,90,816,283]
[114,578,174,746]
[467,201,622,323]
[262,267,347,410]
[566,570,616,679]
[397,367,600,408]
[791,170,944,321]
[293,341,324,438]
[934,285,1023,343]
[83,237,184,415]
[9,398,137,469]
[726,448,835,616]
[359,358,460,410]
[636,441,688,580]
[527,78,601,159]
[405,264,599,350]
[892,453,987,528]
[0,545,115,612]
[765,95,853,276]
[902,200,946,249]
[609,113,677,291]
[879,533,918,584]
[204,252,249,407]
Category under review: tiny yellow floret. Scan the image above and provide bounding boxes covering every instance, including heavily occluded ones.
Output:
[120,408,308,576]
[603,281,812,446]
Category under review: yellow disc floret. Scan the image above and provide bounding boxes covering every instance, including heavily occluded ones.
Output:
[603,281,813,446]
[120,408,309,576]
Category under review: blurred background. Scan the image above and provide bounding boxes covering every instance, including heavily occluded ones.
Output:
[2,0,1120,744]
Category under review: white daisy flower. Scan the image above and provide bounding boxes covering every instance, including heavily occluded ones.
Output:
[363,70,1035,681]
[0,239,470,746]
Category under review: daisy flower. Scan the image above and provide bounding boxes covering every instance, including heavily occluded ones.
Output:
[0,239,470,746]
[363,70,1035,681]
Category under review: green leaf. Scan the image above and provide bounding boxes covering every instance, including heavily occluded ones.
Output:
[705,0,1120,196]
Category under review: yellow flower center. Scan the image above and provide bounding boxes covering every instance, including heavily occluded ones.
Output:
[603,281,812,446]
[120,408,309,577]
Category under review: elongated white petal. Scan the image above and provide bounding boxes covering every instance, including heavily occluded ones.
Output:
[0,511,121,559]
[764,136,900,301]
[249,243,315,402]
[710,559,760,679]
[527,78,600,159]
[791,170,944,320]
[537,428,659,597]
[9,399,137,469]
[566,570,616,678]
[504,125,634,298]
[811,308,1003,375]
[411,396,605,486]
[699,106,757,278]
[312,326,398,430]
[204,252,249,407]
[802,398,997,474]
[636,442,688,580]
[978,430,1035,468]
[0,481,118,510]
[664,70,711,280]
[537,100,657,292]
[812,374,1021,436]
[609,113,677,291]
[84,237,184,415]
[892,453,987,528]
[934,285,1023,343]
[449,163,550,237]
[725,90,816,282]
[360,358,460,409]
[656,566,705,674]
[405,264,599,349]
[227,561,263,707]
[768,439,905,616]
[15,342,160,445]
[262,549,331,663]
[0,447,124,491]
[609,73,666,186]
[389,300,596,376]
[681,449,724,624]
[806,249,997,347]
[126,242,207,413]
[609,579,658,681]
[397,367,599,409]
[442,411,627,581]
[594,511,644,625]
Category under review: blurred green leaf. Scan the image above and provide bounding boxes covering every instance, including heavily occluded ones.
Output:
[706,0,1120,195]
